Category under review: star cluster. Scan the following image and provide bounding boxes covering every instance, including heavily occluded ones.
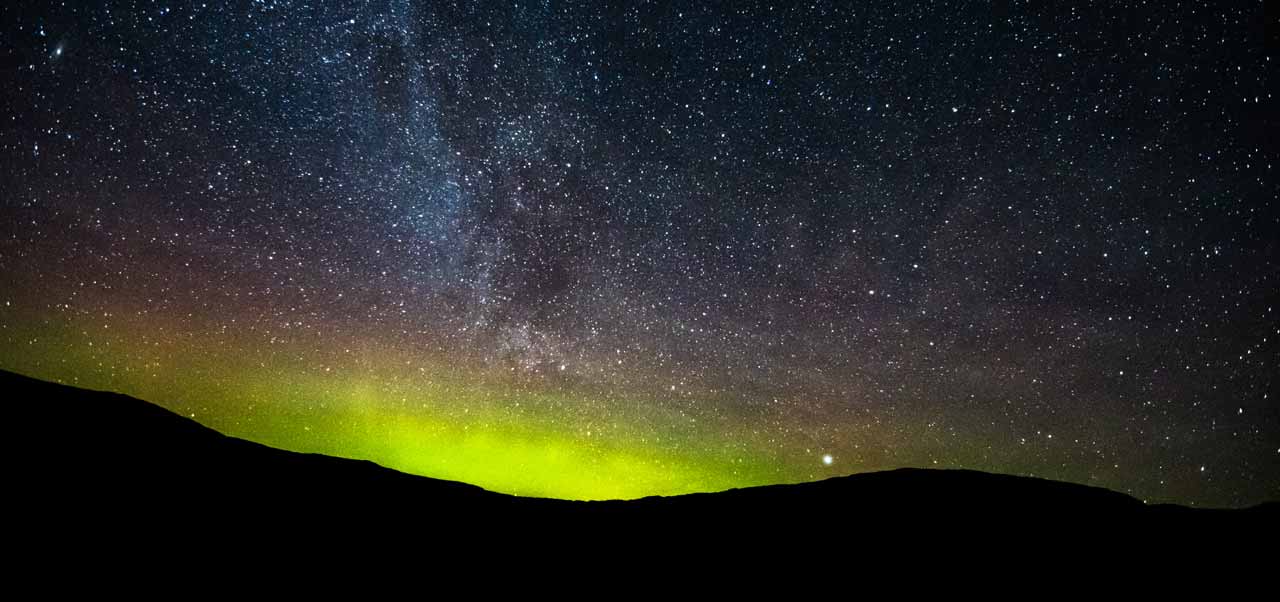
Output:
[1,1,1275,506]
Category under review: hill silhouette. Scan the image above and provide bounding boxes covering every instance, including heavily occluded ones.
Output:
[8,368,1273,559]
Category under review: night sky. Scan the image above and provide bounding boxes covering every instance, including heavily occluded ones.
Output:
[1,1,1276,507]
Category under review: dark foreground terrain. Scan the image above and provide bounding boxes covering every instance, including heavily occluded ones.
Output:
[8,368,1274,565]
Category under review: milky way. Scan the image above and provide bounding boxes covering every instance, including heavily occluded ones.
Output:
[1,1,1275,505]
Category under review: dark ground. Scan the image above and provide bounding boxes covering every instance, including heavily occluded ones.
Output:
[7,368,1274,571]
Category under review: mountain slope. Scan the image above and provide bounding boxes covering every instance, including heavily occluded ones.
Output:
[7,368,1273,552]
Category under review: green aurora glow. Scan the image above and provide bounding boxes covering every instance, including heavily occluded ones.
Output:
[0,308,831,500]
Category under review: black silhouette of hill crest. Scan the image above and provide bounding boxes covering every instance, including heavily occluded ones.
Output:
[8,368,1274,561]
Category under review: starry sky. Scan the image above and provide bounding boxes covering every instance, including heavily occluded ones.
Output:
[1,1,1276,507]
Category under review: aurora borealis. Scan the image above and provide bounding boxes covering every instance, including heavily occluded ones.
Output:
[1,1,1275,506]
